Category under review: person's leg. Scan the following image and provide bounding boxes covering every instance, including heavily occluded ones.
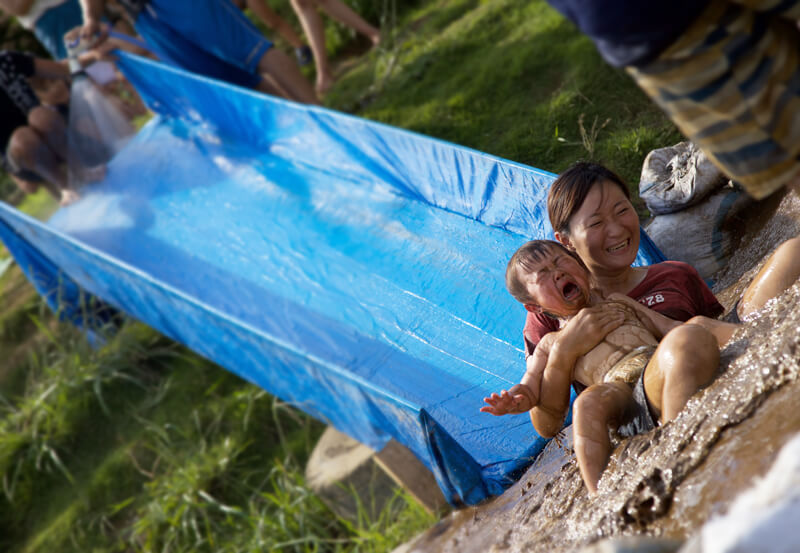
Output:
[7,126,68,201]
[737,237,800,319]
[256,47,319,104]
[685,315,739,348]
[27,105,67,160]
[572,381,633,494]
[313,0,380,45]
[644,324,719,422]
[289,0,335,95]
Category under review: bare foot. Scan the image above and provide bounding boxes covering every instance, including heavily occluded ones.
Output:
[60,188,80,206]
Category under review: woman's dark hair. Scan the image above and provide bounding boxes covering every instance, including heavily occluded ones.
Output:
[547,162,630,235]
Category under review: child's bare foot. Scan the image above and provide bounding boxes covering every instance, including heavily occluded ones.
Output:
[60,188,80,206]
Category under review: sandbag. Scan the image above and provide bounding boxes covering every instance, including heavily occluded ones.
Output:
[639,142,729,215]
[644,184,752,280]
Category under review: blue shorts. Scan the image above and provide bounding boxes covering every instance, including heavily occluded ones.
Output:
[134,0,271,89]
[33,0,84,59]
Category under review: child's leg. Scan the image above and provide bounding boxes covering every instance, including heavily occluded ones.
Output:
[644,324,719,422]
[572,381,633,494]
[737,237,800,320]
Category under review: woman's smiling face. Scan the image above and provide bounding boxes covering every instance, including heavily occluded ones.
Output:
[557,180,640,276]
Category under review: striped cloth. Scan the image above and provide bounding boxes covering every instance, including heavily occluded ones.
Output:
[627,0,800,199]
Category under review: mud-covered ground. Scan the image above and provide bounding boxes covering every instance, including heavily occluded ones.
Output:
[398,190,800,553]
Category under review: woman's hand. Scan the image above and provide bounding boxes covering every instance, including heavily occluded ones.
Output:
[555,303,626,359]
[606,293,680,338]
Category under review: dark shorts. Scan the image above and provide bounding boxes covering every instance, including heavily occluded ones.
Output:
[133,0,271,89]
[618,369,658,438]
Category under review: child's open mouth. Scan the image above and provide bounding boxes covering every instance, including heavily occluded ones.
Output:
[561,281,581,301]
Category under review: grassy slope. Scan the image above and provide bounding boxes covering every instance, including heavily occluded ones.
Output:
[0,1,684,551]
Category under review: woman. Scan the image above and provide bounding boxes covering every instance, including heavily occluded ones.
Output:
[524,161,800,357]
[514,161,800,491]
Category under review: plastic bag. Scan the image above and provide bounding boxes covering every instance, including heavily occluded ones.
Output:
[639,142,729,215]
[644,183,752,280]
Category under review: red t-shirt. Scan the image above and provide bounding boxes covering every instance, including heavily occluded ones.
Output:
[523,261,723,355]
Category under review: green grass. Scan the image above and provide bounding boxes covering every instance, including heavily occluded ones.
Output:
[327,0,681,208]
[0,1,686,551]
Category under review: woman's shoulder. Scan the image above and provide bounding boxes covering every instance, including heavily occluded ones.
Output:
[645,260,701,277]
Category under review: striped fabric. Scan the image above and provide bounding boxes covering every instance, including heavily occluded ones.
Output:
[627,0,800,199]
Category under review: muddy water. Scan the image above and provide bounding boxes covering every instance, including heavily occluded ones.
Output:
[401,190,800,553]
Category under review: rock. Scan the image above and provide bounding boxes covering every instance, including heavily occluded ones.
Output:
[305,426,399,521]
[644,184,752,280]
[305,426,448,521]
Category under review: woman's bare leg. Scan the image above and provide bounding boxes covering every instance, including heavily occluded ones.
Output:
[738,236,800,319]
[644,324,719,422]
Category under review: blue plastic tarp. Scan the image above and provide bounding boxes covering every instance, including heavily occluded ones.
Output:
[0,53,664,505]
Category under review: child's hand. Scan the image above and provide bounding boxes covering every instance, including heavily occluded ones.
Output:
[481,384,535,415]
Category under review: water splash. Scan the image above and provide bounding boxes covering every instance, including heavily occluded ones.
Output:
[67,75,134,189]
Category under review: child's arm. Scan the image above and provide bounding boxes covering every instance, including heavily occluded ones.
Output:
[529,333,580,437]
[481,345,546,415]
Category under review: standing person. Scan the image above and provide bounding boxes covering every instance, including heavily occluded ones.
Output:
[544,1,800,200]
[0,0,84,59]
[0,50,79,204]
[287,0,380,95]
[524,161,800,359]
[75,0,319,103]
